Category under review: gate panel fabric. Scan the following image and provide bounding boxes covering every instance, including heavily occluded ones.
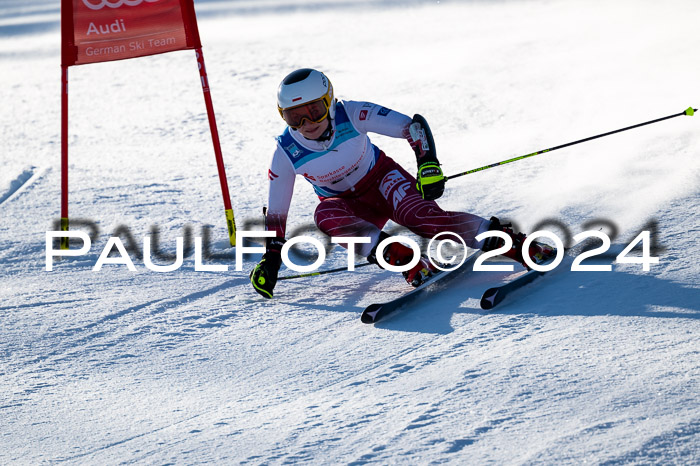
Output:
[62,0,201,66]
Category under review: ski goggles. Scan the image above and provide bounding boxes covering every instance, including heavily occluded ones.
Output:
[279,98,330,129]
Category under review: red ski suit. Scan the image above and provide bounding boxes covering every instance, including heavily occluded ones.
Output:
[314,152,488,254]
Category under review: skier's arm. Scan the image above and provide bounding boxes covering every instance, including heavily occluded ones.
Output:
[344,100,411,138]
[265,146,296,237]
[346,100,445,200]
[251,147,295,299]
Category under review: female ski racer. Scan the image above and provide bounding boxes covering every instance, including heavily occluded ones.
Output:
[250,68,553,298]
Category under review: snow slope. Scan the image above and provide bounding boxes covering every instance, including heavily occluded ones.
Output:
[1,0,699,463]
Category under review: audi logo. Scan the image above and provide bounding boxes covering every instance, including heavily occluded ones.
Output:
[81,0,160,10]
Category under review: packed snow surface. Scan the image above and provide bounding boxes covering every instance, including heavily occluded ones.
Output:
[1,0,699,463]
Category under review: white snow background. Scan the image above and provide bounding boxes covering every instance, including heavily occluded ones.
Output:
[1,0,699,463]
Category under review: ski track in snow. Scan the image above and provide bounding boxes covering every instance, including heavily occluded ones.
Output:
[1,0,699,463]
[0,166,45,206]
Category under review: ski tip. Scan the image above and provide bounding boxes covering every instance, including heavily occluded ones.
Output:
[685,107,695,116]
[480,288,499,310]
[361,304,383,324]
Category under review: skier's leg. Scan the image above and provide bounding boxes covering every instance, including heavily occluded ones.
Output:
[481,216,556,269]
[380,163,555,268]
[377,161,490,249]
[365,230,438,287]
[314,197,387,257]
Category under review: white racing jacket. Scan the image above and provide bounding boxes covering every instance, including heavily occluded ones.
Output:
[266,100,412,236]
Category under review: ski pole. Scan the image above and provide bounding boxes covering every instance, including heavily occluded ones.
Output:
[446,106,696,181]
[278,262,373,281]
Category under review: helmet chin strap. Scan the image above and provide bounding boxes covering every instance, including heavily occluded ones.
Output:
[314,118,334,142]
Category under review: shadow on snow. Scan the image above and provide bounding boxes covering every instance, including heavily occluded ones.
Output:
[370,267,699,334]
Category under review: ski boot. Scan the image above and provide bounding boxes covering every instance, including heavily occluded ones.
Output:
[482,217,556,269]
[368,232,437,287]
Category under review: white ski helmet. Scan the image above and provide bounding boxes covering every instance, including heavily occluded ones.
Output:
[277,68,335,128]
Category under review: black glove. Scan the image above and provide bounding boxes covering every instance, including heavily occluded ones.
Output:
[250,237,284,299]
[416,161,446,201]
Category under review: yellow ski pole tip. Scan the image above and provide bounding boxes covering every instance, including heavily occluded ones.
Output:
[685,107,695,116]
